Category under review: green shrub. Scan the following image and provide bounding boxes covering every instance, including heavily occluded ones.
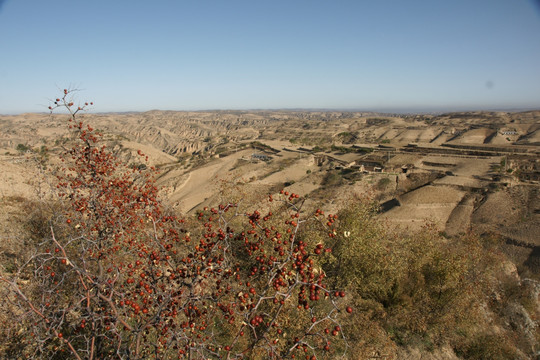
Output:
[16,143,29,153]
[299,195,514,356]
[376,177,392,190]
[322,170,344,187]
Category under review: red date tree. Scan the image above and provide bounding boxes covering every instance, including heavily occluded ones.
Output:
[0,90,350,359]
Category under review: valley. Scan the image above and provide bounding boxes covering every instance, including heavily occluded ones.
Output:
[1,109,539,277]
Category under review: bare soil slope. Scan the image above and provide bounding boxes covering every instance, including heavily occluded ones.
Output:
[1,109,539,276]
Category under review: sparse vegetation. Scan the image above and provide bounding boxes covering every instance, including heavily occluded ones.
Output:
[366,118,390,126]
[336,132,357,144]
[322,170,344,187]
[376,176,392,190]
[299,197,537,358]
[312,145,327,153]
[283,180,295,187]
[0,96,538,359]
[0,91,353,359]
[16,143,29,153]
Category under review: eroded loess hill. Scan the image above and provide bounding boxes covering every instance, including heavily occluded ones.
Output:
[1,109,539,276]
[1,108,540,359]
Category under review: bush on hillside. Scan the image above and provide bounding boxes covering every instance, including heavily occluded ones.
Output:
[0,91,351,360]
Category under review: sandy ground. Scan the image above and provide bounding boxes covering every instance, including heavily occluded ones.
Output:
[1,109,538,251]
[120,141,177,166]
[257,155,315,185]
[449,128,495,144]
[380,185,465,232]
[0,155,42,199]
[163,150,255,212]
[444,194,476,237]
[472,185,540,245]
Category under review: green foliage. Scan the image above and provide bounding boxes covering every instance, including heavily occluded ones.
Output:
[283,180,295,186]
[312,145,326,152]
[35,145,50,169]
[321,170,344,187]
[250,140,275,152]
[298,195,523,358]
[330,144,355,153]
[16,143,29,152]
[321,200,394,302]
[376,177,392,190]
[336,132,357,144]
[330,144,373,154]
[366,118,390,126]
[354,146,374,153]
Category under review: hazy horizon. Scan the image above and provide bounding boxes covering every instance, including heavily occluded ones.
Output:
[4,104,540,117]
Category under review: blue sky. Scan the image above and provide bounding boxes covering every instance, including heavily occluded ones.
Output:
[1,0,539,113]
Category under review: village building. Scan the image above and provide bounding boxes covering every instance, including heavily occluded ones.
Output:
[251,153,271,161]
